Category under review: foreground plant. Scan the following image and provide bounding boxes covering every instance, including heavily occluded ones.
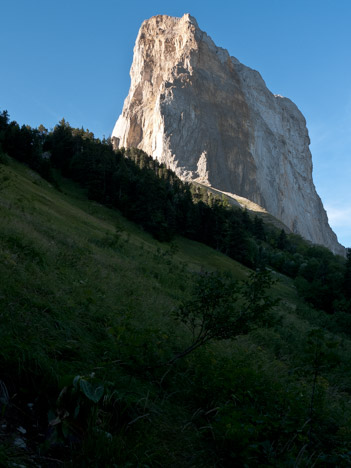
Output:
[171,269,279,365]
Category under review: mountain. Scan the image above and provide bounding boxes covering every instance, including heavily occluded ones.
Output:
[112,13,344,256]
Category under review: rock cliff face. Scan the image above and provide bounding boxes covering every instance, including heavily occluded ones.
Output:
[112,14,344,255]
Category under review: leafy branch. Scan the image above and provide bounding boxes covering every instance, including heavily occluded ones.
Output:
[170,269,279,365]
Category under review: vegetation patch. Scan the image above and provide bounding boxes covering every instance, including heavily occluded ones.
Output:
[0,111,350,466]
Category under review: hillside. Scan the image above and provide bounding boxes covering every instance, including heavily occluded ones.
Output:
[0,157,351,467]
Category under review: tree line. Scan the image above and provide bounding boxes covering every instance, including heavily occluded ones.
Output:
[0,110,350,317]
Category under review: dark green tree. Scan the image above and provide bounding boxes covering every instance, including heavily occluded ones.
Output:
[344,248,351,299]
[241,208,252,231]
[46,118,76,175]
[277,229,288,250]
[253,215,266,241]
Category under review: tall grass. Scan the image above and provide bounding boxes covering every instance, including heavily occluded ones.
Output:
[1,159,350,466]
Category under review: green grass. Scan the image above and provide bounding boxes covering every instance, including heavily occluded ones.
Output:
[1,158,351,466]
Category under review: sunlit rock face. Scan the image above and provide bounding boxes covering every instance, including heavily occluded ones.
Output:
[112,13,344,255]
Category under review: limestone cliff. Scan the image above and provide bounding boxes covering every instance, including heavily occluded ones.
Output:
[112,14,344,255]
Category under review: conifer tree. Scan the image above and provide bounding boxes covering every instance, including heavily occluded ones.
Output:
[345,248,351,299]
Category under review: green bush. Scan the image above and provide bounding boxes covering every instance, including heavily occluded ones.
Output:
[0,152,10,165]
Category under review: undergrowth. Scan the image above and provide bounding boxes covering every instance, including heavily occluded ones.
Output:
[0,160,350,466]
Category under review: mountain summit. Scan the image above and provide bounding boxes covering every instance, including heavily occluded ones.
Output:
[112,14,344,255]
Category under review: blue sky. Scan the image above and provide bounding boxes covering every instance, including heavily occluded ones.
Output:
[1,0,350,247]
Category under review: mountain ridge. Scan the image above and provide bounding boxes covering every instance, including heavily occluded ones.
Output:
[112,13,345,256]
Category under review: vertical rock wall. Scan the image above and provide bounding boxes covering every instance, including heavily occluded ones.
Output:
[112,14,344,255]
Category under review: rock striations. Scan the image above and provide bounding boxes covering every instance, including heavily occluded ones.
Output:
[112,14,344,255]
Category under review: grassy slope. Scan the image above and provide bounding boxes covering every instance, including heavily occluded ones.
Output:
[195,182,293,233]
[0,159,350,466]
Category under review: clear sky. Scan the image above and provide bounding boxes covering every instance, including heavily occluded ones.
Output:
[1,0,350,247]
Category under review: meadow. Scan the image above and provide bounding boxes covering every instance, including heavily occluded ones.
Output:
[0,158,350,466]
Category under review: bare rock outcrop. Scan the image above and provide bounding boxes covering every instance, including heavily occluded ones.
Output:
[112,14,344,255]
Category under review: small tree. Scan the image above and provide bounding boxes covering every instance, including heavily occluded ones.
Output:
[277,229,288,250]
[241,268,280,320]
[344,248,351,299]
[170,269,278,365]
[253,215,266,241]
